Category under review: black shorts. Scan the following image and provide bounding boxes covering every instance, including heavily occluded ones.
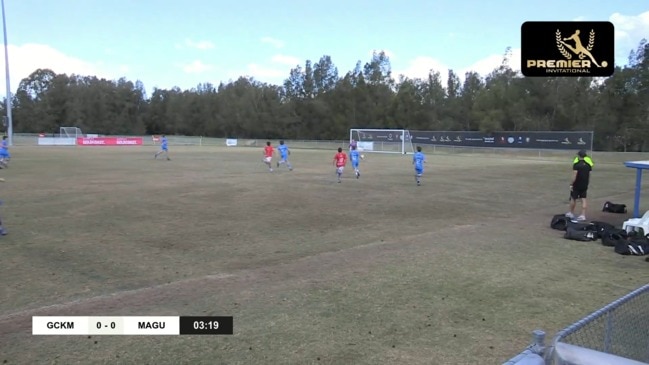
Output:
[571,188,587,200]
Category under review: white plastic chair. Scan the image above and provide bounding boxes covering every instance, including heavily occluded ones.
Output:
[622,210,649,235]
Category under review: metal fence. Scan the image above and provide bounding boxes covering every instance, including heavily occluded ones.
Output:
[502,284,649,365]
[12,133,649,164]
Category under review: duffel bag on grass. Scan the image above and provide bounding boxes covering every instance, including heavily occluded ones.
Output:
[614,240,649,255]
[603,201,627,213]
[566,220,597,232]
[601,229,627,247]
[550,214,570,231]
[564,227,597,241]
[590,221,617,238]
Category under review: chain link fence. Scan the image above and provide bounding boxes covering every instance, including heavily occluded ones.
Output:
[502,284,649,364]
[546,283,649,364]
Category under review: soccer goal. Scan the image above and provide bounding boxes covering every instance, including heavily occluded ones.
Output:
[59,127,84,139]
[349,129,415,154]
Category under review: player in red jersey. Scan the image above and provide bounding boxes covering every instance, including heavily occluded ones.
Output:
[333,147,347,183]
[263,141,274,172]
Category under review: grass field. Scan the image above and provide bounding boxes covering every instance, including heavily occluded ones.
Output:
[0,145,648,365]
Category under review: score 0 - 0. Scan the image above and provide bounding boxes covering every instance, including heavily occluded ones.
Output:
[89,317,124,335]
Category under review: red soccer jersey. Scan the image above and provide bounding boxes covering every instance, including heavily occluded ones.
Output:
[334,152,347,167]
[264,146,274,157]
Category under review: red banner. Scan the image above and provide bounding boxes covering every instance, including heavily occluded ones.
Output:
[76,137,143,146]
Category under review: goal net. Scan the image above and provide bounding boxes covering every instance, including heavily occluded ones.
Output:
[349,129,415,154]
[59,127,84,139]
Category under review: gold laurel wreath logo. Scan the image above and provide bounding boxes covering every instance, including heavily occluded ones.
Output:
[556,30,572,59]
[581,29,596,59]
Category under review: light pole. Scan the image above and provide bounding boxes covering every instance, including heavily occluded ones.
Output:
[1,0,11,146]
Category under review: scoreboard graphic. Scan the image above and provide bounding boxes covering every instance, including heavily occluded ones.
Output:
[32,316,233,335]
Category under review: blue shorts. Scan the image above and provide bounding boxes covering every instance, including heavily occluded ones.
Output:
[352,161,359,168]
[415,167,423,175]
[0,150,10,158]
[160,146,168,151]
[280,155,288,161]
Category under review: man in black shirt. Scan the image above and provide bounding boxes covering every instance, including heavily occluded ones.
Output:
[566,150,592,221]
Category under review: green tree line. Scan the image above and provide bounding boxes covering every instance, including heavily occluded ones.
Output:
[3,40,648,151]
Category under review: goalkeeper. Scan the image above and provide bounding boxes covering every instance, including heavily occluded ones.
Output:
[349,139,357,152]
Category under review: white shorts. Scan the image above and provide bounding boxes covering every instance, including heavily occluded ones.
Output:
[264,157,272,163]
[336,167,344,174]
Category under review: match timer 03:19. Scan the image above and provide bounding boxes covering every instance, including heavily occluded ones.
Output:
[179,316,233,335]
[32,316,234,335]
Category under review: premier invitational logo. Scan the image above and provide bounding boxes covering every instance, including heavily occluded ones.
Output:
[555,28,607,69]
[521,21,614,77]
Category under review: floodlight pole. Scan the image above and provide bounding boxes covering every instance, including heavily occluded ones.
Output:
[1,0,12,146]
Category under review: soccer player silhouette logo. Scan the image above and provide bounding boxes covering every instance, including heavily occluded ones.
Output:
[559,29,606,67]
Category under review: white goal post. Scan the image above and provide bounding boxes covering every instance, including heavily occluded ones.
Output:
[59,127,84,139]
[349,129,415,154]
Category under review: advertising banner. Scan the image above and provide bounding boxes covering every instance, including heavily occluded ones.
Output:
[410,131,592,150]
[76,137,143,146]
[226,139,238,146]
[38,137,76,146]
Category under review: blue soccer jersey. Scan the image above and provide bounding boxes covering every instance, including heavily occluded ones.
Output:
[161,137,168,150]
[0,140,8,158]
[413,152,425,172]
[350,150,360,166]
[277,144,289,159]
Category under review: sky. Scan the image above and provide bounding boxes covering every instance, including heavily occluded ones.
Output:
[0,0,647,98]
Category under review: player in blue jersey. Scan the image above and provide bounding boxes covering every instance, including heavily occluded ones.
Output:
[276,140,293,171]
[0,136,10,168]
[349,145,361,178]
[412,146,426,186]
[154,135,170,160]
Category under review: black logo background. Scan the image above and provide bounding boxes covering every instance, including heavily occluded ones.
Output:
[521,21,615,77]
